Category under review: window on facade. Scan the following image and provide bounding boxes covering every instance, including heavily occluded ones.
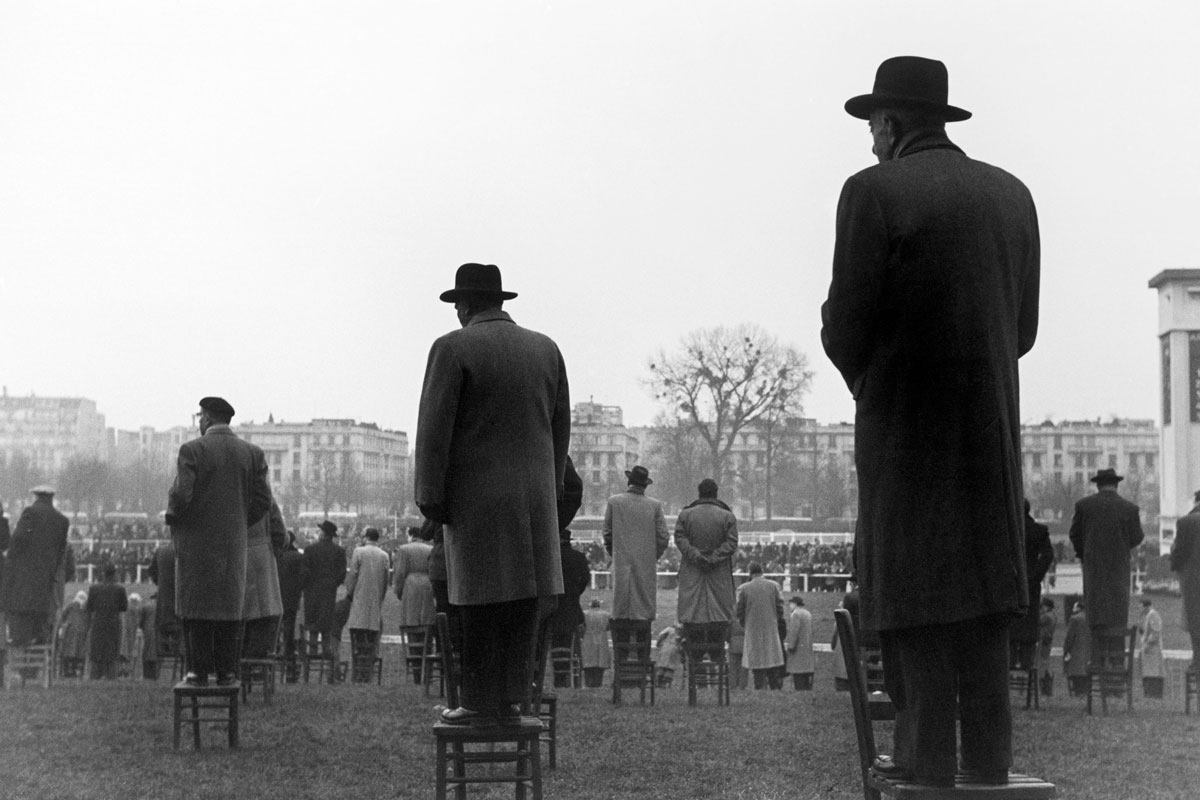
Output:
[294,435,301,447]
[1086,453,1097,468]
[273,468,281,483]
[1129,453,1138,470]
[293,452,301,465]
[829,435,837,448]
[1145,453,1155,469]
[608,452,617,467]
[292,469,301,482]
[1075,472,1084,485]
[343,435,350,446]
[1031,452,1042,468]
[1109,454,1117,468]
[592,470,601,484]
[1053,435,1062,450]
[1053,454,1062,468]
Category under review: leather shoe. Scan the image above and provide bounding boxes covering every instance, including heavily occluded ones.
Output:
[870,756,912,781]
[184,672,208,687]
[440,707,495,727]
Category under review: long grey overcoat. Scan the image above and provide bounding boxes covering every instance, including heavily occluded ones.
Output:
[736,576,784,670]
[604,488,669,620]
[392,540,435,628]
[346,542,390,631]
[1069,489,1143,629]
[415,308,569,606]
[1172,510,1200,635]
[674,499,738,625]
[784,605,815,675]
[821,131,1040,632]
[166,424,272,620]
[0,496,69,616]
[242,501,286,621]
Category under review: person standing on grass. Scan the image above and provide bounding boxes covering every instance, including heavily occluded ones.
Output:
[821,56,1039,787]
[1137,597,1164,698]
[605,465,670,664]
[275,531,306,681]
[544,456,590,689]
[1037,598,1057,696]
[86,564,127,680]
[302,520,347,674]
[736,563,785,689]
[1062,602,1091,697]
[1012,500,1054,671]
[415,262,569,725]
[581,598,612,689]
[394,522,436,685]
[784,596,814,690]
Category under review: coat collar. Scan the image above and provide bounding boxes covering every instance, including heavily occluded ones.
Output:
[894,129,964,160]
[466,308,514,327]
[204,424,235,436]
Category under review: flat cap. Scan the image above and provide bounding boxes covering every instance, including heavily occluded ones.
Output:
[199,396,235,418]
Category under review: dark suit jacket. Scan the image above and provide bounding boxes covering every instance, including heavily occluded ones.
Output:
[415,308,569,606]
[1011,514,1054,643]
[277,546,307,614]
[1069,489,1143,628]
[821,131,1039,631]
[0,497,69,614]
[166,424,272,620]
[1172,509,1200,635]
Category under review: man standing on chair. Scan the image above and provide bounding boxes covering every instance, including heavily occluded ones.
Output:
[166,396,272,687]
[604,465,670,662]
[674,478,738,662]
[1070,468,1143,641]
[416,262,569,725]
[0,486,69,649]
[822,56,1040,786]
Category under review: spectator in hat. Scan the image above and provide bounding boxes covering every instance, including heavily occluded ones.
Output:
[415,262,569,724]
[275,530,306,681]
[166,396,272,686]
[1070,468,1143,642]
[1170,489,1200,674]
[784,595,814,690]
[604,465,670,664]
[1062,601,1091,696]
[302,519,347,677]
[821,56,1039,786]
[0,486,70,651]
[736,562,785,690]
[674,478,738,662]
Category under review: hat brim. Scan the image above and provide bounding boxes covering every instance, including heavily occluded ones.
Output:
[439,288,518,303]
[844,93,971,122]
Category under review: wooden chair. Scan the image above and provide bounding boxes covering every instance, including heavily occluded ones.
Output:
[547,632,582,689]
[431,612,543,800]
[609,620,654,706]
[682,625,730,707]
[239,658,277,704]
[860,643,895,721]
[173,681,240,750]
[1185,668,1198,715]
[1008,663,1038,710]
[834,609,1055,800]
[6,642,54,689]
[1086,627,1136,715]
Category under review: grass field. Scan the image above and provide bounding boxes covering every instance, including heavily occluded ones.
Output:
[1,585,1197,799]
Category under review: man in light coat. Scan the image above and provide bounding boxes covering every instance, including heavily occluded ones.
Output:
[736,563,784,689]
[604,465,669,662]
[821,56,1039,786]
[166,396,272,686]
[345,527,390,682]
[785,595,814,690]
[1070,468,1143,639]
[0,486,69,649]
[1171,494,1200,673]
[674,478,738,660]
[241,500,286,659]
[416,263,569,725]
[1137,597,1164,698]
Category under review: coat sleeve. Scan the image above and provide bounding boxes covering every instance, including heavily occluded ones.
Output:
[673,513,704,565]
[602,499,614,556]
[1017,194,1041,358]
[246,447,272,527]
[735,586,747,627]
[785,611,800,651]
[1068,502,1084,560]
[414,337,462,512]
[821,175,890,397]
[392,548,409,600]
[706,513,739,565]
[335,548,347,586]
[267,502,287,554]
[654,505,669,560]
[1125,504,1145,549]
[1031,528,1054,584]
[9,510,34,557]
[1171,524,1194,572]
[551,346,571,498]
[345,550,361,596]
[166,442,197,525]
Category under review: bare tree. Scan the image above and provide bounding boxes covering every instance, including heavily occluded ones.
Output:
[57,456,112,519]
[0,451,46,511]
[641,413,709,514]
[647,324,813,486]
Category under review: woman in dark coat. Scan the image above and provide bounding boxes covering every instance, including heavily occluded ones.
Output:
[86,565,127,679]
[1010,501,1054,669]
[57,591,89,678]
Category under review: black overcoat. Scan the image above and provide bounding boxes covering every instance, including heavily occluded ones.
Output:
[1011,514,1054,643]
[302,537,346,633]
[0,497,69,615]
[1171,509,1200,635]
[1068,489,1143,629]
[822,131,1040,631]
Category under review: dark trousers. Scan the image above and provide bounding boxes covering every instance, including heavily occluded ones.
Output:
[350,629,379,682]
[791,672,813,690]
[432,578,463,674]
[682,622,729,661]
[459,597,539,714]
[752,667,781,690]
[880,614,1012,782]
[182,618,241,678]
[611,619,652,661]
[242,615,280,659]
[279,610,298,663]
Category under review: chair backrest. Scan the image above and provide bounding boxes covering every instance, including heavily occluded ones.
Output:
[834,609,878,800]
[434,612,460,709]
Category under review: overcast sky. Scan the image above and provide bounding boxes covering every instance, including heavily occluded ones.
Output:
[3,2,1197,437]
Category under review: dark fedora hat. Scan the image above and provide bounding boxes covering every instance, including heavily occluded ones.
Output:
[625,465,653,487]
[317,520,339,537]
[845,56,971,122]
[199,396,236,419]
[1090,468,1124,484]
[439,263,518,303]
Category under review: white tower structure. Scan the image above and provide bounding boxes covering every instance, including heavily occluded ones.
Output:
[1149,269,1200,554]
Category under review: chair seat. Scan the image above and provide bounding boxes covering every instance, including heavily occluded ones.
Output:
[869,772,1056,799]
[434,717,544,800]
[172,682,240,749]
